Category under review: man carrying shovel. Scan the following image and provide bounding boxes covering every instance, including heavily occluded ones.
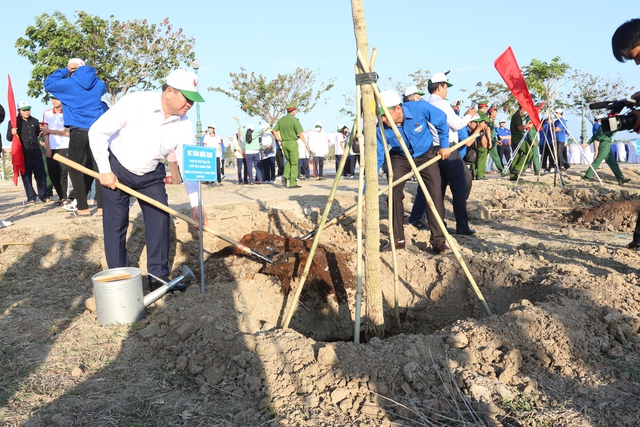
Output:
[88,69,207,290]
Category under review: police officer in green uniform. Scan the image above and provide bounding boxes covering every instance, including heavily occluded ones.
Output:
[472,101,491,179]
[485,106,504,174]
[509,121,541,180]
[581,127,630,184]
[272,101,308,188]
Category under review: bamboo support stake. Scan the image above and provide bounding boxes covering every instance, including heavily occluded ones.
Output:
[358,49,492,317]
[354,73,365,342]
[281,115,361,329]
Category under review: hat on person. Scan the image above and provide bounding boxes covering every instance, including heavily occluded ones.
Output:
[67,58,86,67]
[262,123,270,130]
[378,90,402,115]
[429,72,453,87]
[555,108,563,114]
[286,101,297,111]
[207,123,215,129]
[488,106,497,114]
[166,69,205,103]
[477,99,489,107]
[471,114,484,123]
[404,85,425,97]
[477,111,491,123]
[18,101,31,111]
[247,124,255,131]
[315,121,322,128]
[499,119,506,123]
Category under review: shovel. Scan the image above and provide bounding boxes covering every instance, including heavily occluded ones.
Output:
[53,154,273,264]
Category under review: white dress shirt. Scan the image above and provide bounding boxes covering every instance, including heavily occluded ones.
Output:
[89,91,198,206]
[427,94,473,144]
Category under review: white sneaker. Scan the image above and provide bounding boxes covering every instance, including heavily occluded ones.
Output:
[0,220,13,228]
[62,199,78,211]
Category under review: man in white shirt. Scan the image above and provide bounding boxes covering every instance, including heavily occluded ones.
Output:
[307,122,330,179]
[408,73,478,235]
[89,69,206,290]
[42,96,71,203]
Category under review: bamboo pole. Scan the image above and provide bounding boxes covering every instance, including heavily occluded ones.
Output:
[281,115,360,329]
[357,50,492,317]
[354,71,365,342]
[52,154,273,264]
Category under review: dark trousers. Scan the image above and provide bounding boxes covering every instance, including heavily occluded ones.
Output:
[47,148,70,199]
[464,163,473,200]
[22,148,48,202]
[393,148,445,246]
[236,158,248,183]
[335,154,343,174]
[216,158,222,183]
[262,157,276,182]
[246,153,263,183]
[439,151,471,232]
[313,156,324,177]
[275,148,284,176]
[298,158,310,179]
[103,154,170,278]
[68,128,101,210]
[497,144,511,168]
[540,144,554,170]
[556,142,568,169]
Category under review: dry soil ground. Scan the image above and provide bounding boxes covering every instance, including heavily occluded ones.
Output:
[1,164,640,427]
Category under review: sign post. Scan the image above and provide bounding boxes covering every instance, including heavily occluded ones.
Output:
[182,146,217,294]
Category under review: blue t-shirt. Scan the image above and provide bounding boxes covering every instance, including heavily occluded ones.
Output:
[376,100,448,170]
[496,127,511,144]
[554,118,568,143]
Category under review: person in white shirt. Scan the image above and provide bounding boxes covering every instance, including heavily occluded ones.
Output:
[42,96,71,203]
[202,124,223,185]
[260,124,276,183]
[89,69,206,290]
[307,122,330,179]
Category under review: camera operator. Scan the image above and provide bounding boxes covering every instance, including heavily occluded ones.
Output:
[612,18,640,133]
[612,19,640,249]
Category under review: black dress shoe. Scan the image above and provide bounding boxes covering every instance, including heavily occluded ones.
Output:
[626,241,640,251]
[432,241,450,254]
[289,185,302,189]
[148,276,171,291]
[381,240,405,252]
[409,221,430,231]
[456,228,476,235]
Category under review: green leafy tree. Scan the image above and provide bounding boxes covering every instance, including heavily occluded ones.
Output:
[521,56,571,107]
[468,81,513,113]
[16,11,196,105]
[210,67,335,125]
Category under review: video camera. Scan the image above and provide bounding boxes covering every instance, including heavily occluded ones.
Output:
[589,98,638,133]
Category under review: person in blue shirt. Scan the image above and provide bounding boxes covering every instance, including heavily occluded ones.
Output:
[539,117,554,172]
[495,119,512,169]
[553,109,570,171]
[376,90,450,254]
[45,58,106,216]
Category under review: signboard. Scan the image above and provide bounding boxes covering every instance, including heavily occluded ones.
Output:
[182,146,217,181]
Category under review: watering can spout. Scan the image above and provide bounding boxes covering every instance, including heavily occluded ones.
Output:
[143,265,195,307]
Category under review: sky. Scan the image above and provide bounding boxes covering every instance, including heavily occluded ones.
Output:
[2,0,640,143]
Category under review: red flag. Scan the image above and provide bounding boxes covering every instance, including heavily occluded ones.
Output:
[494,47,541,130]
[7,75,25,185]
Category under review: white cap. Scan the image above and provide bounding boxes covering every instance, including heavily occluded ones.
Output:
[315,121,322,128]
[429,72,453,87]
[262,123,270,130]
[166,69,205,102]
[555,108,563,114]
[404,85,425,97]
[379,90,402,110]
[207,123,215,128]
[247,124,255,131]
[18,100,31,110]
[67,58,86,67]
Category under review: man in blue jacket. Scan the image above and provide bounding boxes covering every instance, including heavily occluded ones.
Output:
[377,90,450,253]
[553,109,570,171]
[45,58,107,216]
